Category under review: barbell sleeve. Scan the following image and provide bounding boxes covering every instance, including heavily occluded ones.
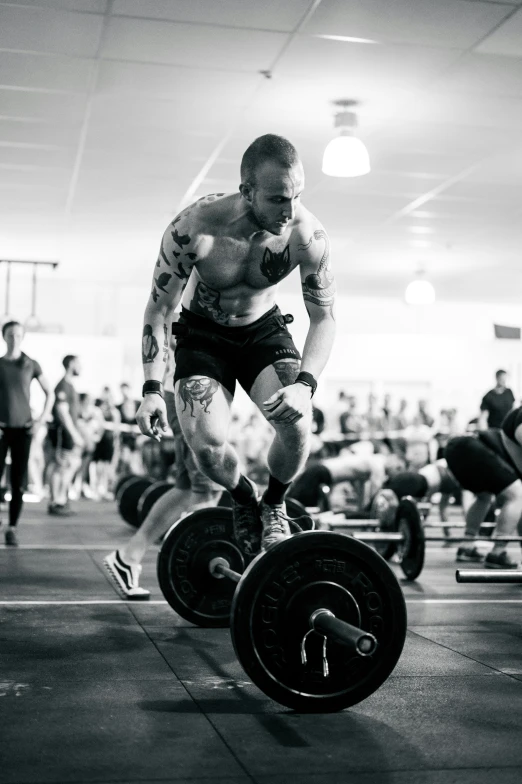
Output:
[456,569,522,583]
[310,609,378,657]
[209,557,241,583]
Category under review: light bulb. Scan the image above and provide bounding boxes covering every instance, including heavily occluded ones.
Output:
[404,278,436,306]
[322,135,371,177]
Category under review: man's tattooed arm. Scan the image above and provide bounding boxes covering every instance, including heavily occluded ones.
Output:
[143,209,200,383]
[298,229,336,318]
[295,226,337,382]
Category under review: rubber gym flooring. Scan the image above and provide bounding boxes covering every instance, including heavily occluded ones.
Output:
[1,499,522,784]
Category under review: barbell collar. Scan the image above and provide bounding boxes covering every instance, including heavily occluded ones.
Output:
[209,557,241,583]
[310,609,378,657]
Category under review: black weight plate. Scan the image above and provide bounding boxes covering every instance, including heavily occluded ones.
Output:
[231,531,407,712]
[286,497,315,532]
[157,507,250,627]
[137,480,175,526]
[370,489,399,561]
[118,477,153,528]
[115,473,143,503]
[395,497,425,581]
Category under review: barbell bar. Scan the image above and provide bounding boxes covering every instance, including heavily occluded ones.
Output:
[208,555,378,657]
[456,569,522,583]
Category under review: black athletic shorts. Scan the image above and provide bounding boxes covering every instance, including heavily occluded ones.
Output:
[290,462,333,507]
[173,305,300,396]
[387,472,429,500]
[445,434,518,495]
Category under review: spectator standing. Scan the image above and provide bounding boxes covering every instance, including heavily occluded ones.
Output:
[479,369,515,429]
[46,355,83,516]
[0,321,52,544]
[418,399,435,427]
[93,387,121,500]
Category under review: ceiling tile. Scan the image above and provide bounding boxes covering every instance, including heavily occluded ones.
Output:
[0,6,104,57]
[304,0,511,48]
[0,118,81,146]
[435,52,522,98]
[0,88,88,122]
[0,52,94,92]
[101,17,286,70]
[112,0,310,32]
[475,6,522,56]
[4,1,108,11]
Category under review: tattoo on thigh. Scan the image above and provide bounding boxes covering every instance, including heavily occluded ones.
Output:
[273,359,300,387]
[179,376,219,417]
[142,325,159,364]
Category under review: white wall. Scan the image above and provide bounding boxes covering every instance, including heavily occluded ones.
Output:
[4,266,522,425]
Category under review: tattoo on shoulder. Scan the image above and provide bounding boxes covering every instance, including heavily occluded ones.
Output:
[179,377,219,417]
[142,325,159,364]
[172,228,191,249]
[299,229,336,314]
[260,245,292,283]
[273,359,301,388]
[190,281,230,325]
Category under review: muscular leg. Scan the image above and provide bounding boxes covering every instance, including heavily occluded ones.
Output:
[120,486,221,565]
[491,480,522,556]
[463,491,494,537]
[175,376,240,490]
[249,359,311,486]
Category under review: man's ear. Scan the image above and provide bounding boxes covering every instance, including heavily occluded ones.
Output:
[239,182,253,203]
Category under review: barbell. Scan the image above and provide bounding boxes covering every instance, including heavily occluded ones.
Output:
[456,569,522,583]
[157,509,407,712]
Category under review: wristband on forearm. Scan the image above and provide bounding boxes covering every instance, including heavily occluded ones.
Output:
[295,371,317,398]
[142,380,164,399]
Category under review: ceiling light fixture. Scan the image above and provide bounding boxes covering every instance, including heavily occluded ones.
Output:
[404,268,436,306]
[322,100,371,178]
[315,34,378,44]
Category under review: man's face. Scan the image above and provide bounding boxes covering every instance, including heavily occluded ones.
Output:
[3,324,24,351]
[497,373,507,387]
[244,161,305,235]
[71,358,81,377]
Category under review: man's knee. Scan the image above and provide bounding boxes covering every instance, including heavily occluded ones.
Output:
[192,440,226,472]
[498,480,522,503]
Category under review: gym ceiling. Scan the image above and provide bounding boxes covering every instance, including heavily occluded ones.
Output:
[1,0,522,301]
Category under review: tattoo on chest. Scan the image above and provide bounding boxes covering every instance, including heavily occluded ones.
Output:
[260,245,292,283]
[179,377,219,417]
[190,282,230,325]
[273,359,301,388]
[299,230,335,313]
[142,325,159,364]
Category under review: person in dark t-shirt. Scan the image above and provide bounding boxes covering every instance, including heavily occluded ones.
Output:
[0,320,52,544]
[46,354,83,516]
[479,369,515,429]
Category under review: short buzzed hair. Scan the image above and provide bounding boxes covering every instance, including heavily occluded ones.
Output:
[240,134,300,186]
[63,354,77,369]
[2,320,23,337]
[496,369,507,379]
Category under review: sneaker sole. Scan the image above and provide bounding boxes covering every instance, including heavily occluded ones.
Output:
[456,556,484,563]
[103,560,150,601]
[484,562,519,570]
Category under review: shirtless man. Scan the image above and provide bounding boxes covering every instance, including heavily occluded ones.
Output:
[385,458,460,524]
[136,135,336,553]
[290,450,406,513]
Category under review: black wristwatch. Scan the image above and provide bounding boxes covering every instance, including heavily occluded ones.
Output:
[295,371,317,398]
[142,380,164,399]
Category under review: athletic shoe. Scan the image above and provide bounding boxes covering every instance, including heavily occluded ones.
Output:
[231,478,262,557]
[103,550,150,600]
[4,528,18,546]
[260,501,292,550]
[484,551,519,569]
[47,503,74,517]
[456,546,484,563]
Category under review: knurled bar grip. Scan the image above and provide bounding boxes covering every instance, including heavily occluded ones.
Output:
[310,609,378,656]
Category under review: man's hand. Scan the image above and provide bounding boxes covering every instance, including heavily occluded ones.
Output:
[263,383,312,425]
[137,393,168,441]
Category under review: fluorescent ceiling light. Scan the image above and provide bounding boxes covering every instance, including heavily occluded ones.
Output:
[315,34,378,44]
